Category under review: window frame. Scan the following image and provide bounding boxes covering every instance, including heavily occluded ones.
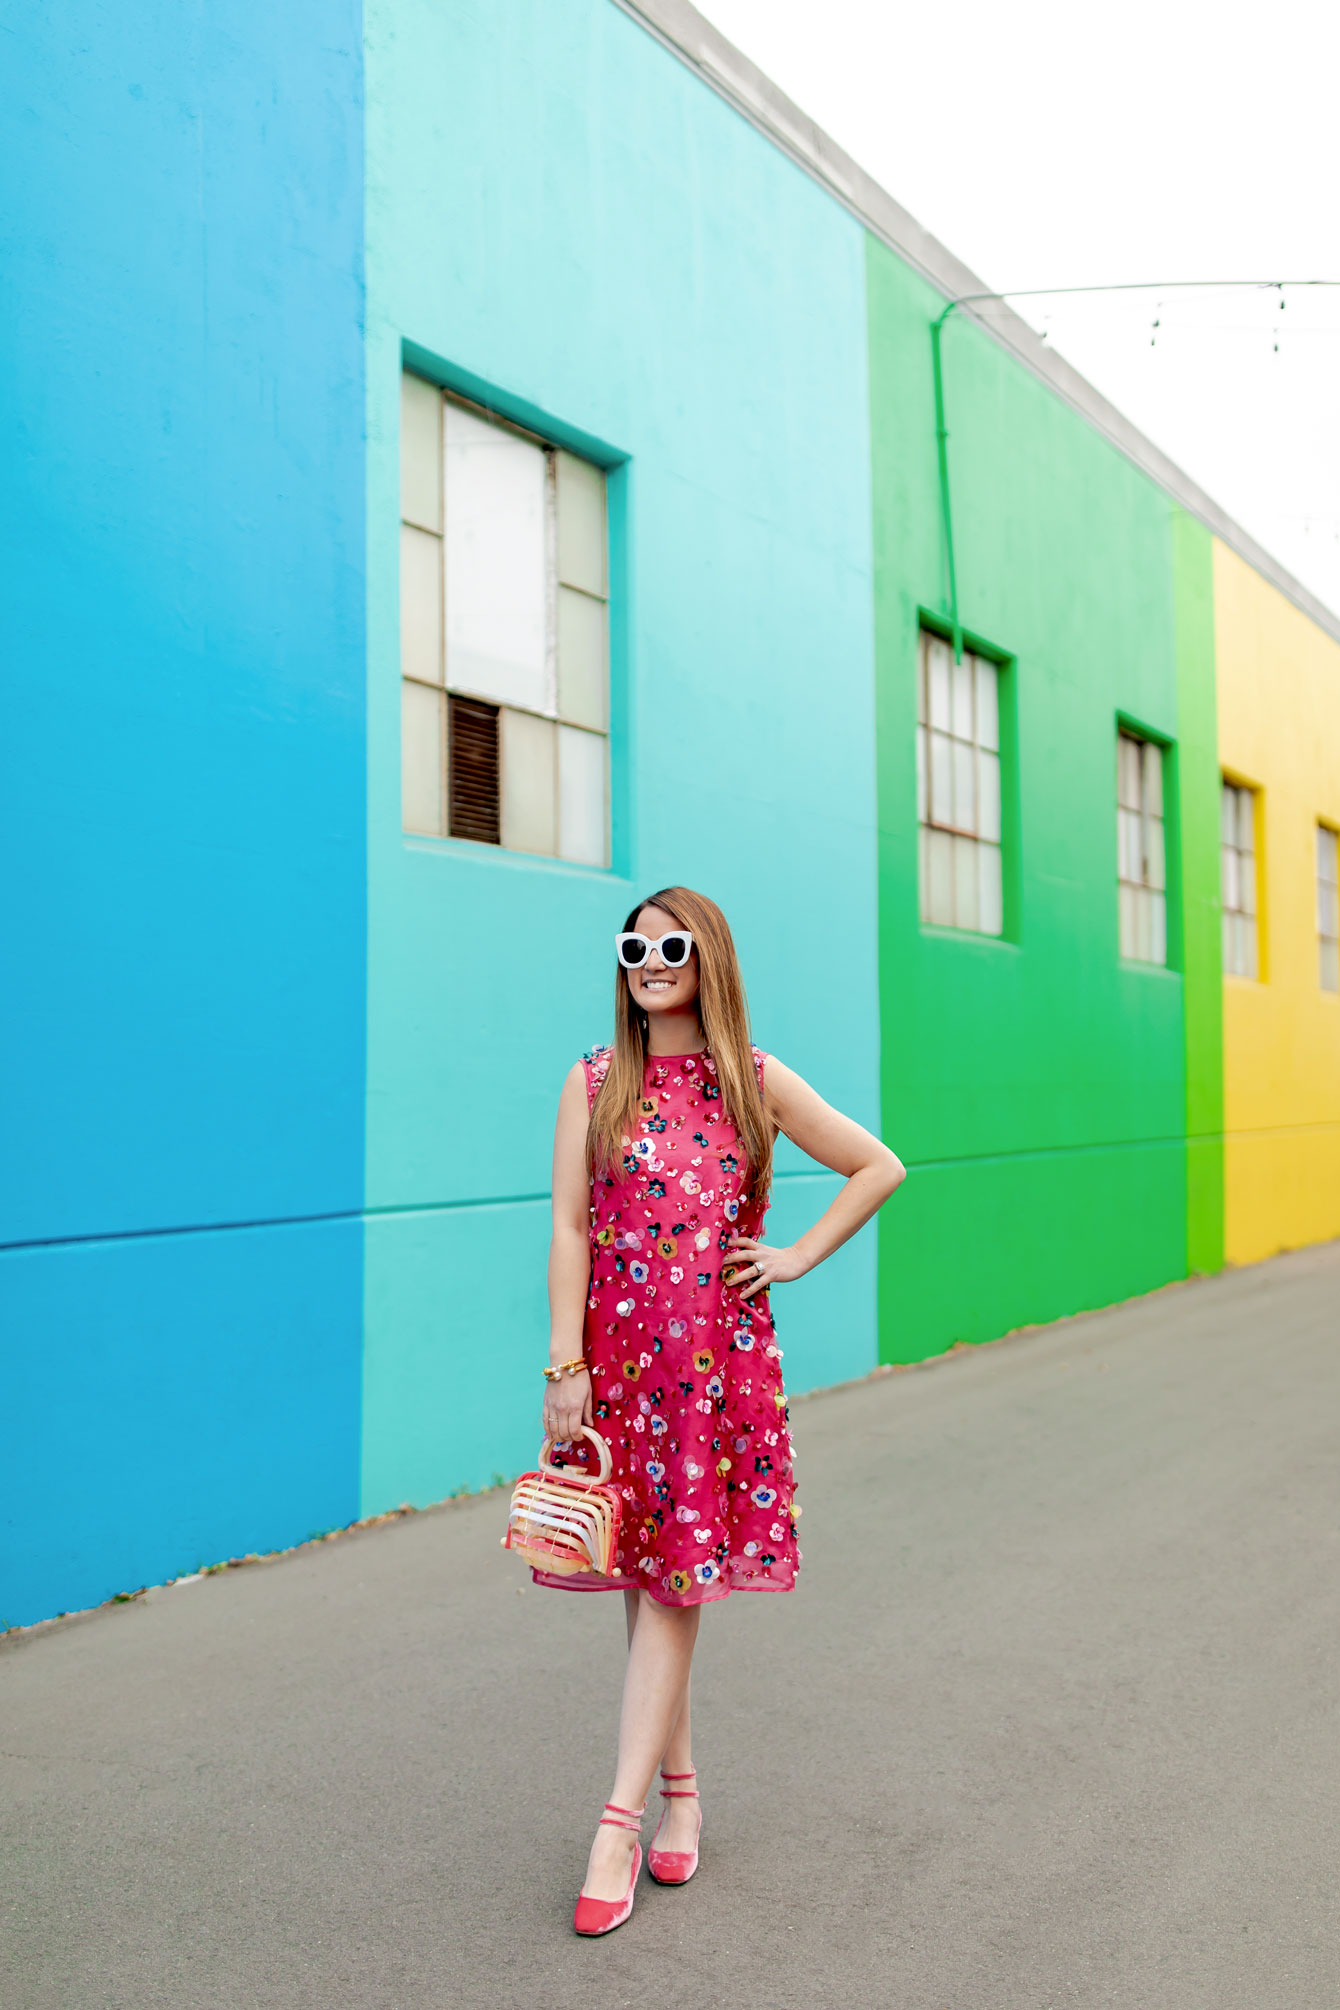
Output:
[1319,821,1340,995]
[398,371,613,870]
[1115,723,1172,970]
[1220,775,1261,982]
[915,622,1012,942]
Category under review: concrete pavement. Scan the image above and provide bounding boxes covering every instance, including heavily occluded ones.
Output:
[3,1243,1338,2010]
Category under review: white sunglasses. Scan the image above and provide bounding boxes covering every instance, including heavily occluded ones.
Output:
[615,930,695,970]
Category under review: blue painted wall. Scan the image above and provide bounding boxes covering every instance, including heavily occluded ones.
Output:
[360,0,880,1512]
[0,4,367,1624]
[2,1226,362,1627]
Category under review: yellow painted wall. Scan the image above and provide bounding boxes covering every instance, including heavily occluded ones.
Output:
[1214,540,1340,1262]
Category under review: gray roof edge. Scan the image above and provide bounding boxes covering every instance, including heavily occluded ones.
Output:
[613,0,1340,648]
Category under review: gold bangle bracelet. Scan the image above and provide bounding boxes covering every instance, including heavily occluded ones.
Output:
[542,1358,589,1382]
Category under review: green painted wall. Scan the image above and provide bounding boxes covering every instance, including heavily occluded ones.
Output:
[869,237,1194,1362]
[1170,510,1225,1274]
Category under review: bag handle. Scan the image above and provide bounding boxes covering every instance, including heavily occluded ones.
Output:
[539,1425,612,1485]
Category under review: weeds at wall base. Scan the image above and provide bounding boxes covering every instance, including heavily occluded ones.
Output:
[1,1475,512,1646]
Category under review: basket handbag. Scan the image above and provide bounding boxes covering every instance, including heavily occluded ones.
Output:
[502,1426,623,1577]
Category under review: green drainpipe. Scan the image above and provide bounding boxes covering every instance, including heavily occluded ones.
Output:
[929,277,1317,665]
[930,300,964,664]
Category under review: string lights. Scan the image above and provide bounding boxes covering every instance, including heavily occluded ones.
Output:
[932,279,1340,658]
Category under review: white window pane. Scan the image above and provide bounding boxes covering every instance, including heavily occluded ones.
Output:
[1149,890,1167,965]
[915,726,927,824]
[1119,807,1140,884]
[1142,740,1163,818]
[916,647,928,725]
[928,638,952,731]
[930,731,953,826]
[400,525,442,685]
[1236,789,1254,853]
[1320,881,1340,939]
[556,452,607,598]
[499,707,557,855]
[556,585,607,731]
[926,827,954,926]
[444,403,547,710]
[401,679,444,835]
[1222,844,1240,913]
[951,654,974,741]
[978,842,1003,936]
[1146,815,1166,892]
[1220,783,1236,845]
[1119,882,1138,958]
[952,834,979,932]
[974,657,999,751]
[1130,884,1147,961]
[1322,938,1340,993]
[1132,811,1148,886]
[978,750,1001,843]
[1240,851,1256,916]
[1118,735,1142,810]
[952,737,976,832]
[557,724,607,867]
[1319,826,1339,885]
[400,374,442,533]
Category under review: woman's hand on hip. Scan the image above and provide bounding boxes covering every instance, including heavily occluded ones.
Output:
[542,1366,593,1447]
[724,1234,807,1302]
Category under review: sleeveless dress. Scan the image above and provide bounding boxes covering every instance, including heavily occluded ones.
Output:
[534,1043,802,1608]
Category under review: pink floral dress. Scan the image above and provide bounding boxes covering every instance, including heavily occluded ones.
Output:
[535,1044,801,1608]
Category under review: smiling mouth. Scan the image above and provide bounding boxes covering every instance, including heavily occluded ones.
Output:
[641,977,675,992]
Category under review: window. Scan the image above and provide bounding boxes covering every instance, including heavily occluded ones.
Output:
[1319,824,1339,993]
[1117,730,1166,965]
[916,630,1002,936]
[1220,780,1258,979]
[399,372,609,865]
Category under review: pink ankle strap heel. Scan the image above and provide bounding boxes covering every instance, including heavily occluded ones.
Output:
[573,1802,645,1937]
[647,1770,702,1887]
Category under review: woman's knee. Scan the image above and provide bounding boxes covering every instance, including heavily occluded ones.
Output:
[639,1596,701,1644]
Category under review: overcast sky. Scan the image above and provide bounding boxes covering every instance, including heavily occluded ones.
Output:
[696,0,1340,619]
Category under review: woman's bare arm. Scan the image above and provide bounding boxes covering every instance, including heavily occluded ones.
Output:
[727,1055,905,1301]
[544,1062,596,1443]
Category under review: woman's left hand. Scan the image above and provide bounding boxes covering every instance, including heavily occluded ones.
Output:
[724,1234,808,1301]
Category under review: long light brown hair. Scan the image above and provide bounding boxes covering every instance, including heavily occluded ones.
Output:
[587,886,773,1199]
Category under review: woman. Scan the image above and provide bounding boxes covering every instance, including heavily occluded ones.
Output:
[541,886,905,1936]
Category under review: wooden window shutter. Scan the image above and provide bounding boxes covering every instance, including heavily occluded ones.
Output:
[448,695,501,844]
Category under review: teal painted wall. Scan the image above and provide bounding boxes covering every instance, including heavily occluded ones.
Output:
[360,0,879,1511]
[870,240,1193,1361]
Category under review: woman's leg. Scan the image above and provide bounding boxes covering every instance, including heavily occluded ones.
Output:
[624,1589,694,1769]
[661,1675,692,1770]
[582,1592,701,1899]
[652,1673,700,1852]
[626,1588,695,1786]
